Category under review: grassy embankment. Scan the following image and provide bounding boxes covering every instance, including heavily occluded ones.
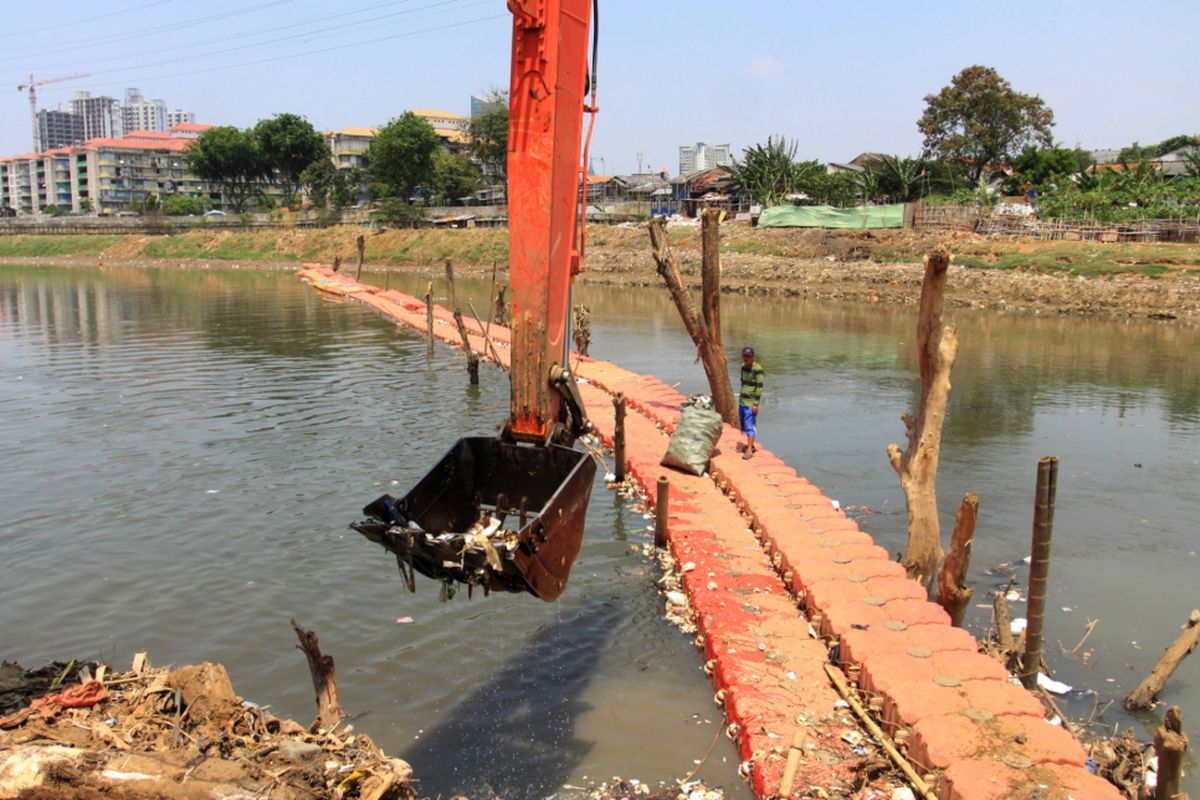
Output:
[0,226,1197,279]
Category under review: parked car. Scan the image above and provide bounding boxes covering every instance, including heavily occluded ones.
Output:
[204,210,228,217]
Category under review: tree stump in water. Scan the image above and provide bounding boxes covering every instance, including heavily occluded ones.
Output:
[936,492,977,627]
[290,619,344,732]
[1126,609,1200,711]
[887,246,957,590]
[1154,705,1188,800]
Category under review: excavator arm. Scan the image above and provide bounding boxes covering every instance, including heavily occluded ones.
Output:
[506,0,593,444]
[354,0,598,602]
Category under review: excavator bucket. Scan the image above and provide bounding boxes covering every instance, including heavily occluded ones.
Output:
[352,437,595,602]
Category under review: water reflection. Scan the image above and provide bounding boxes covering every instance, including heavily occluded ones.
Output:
[3,264,1199,792]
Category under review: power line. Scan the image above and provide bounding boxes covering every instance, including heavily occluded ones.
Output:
[0,0,294,58]
[14,0,484,80]
[0,0,176,39]
[2,0,428,71]
[36,14,506,97]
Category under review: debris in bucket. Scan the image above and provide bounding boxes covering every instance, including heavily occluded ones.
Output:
[354,501,534,600]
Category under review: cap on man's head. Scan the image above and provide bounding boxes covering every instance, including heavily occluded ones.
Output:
[742,346,755,356]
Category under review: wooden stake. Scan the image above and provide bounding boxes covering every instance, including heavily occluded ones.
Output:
[290,619,344,732]
[1126,610,1200,710]
[936,492,978,627]
[700,207,726,354]
[887,246,957,589]
[1154,705,1188,800]
[647,217,737,425]
[424,281,434,359]
[655,475,669,549]
[992,579,1018,670]
[355,234,365,280]
[824,663,939,800]
[495,285,509,327]
[466,300,503,364]
[1021,456,1058,690]
[453,308,479,385]
[613,392,627,482]
[443,258,456,315]
[572,303,591,357]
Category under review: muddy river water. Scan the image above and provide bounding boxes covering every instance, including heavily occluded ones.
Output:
[2,263,1197,797]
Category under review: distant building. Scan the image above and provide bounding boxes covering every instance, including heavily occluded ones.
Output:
[71,92,123,141]
[37,109,84,151]
[412,109,469,148]
[679,142,732,176]
[122,88,168,133]
[326,127,376,170]
[167,109,196,127]
[0,127,223,215]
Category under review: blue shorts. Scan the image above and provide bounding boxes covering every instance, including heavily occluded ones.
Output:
[739,405,757,437]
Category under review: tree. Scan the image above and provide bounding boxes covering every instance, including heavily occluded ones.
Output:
[918,66,1054,182]
[187,126,270,213]
[431,150,483,205]
[727,136,816,206]
[254,113,329,207]
[161,194,205,216]
[300,157,338,209]
[366,112,441,202]
[1008,145,1092,192]
[870,156,926,203]
[467,90,508,182]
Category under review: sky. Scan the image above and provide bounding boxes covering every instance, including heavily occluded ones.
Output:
[3,0,1197,173]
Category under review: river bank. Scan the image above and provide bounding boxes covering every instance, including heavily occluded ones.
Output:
[1,223,1198,321]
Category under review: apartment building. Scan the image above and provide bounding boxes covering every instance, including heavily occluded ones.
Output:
[37,109,85,151]
[167,109,196,127]
[70,92,123,141]
[679,142,733,175]
[122,88,168,134]
[1,128,219,215]
[412,109,469,149]
[326,127,376,170]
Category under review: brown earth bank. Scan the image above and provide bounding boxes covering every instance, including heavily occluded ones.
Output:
[3,224,1199,322]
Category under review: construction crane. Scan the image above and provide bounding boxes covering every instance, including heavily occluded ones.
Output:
[16,73,90,152]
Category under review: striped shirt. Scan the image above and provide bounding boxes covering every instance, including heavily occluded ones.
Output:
[740,361,764,407]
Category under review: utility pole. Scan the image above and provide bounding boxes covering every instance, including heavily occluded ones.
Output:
[636,152,643,173]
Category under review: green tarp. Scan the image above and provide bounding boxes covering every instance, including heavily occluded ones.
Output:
[757,203,906,229]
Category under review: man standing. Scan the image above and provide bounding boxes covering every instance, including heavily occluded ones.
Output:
[738,346,764,459]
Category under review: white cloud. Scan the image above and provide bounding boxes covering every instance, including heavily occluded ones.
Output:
[750,56,783,77]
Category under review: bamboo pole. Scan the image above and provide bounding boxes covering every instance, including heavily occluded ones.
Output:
[452,308,479,385]
[355,234,365,280]
[443,258,456,316]
[424,281,434,359]
[613,392,627,482]
[655,475,669,549]
[1021,456,1058,690]
[823,664,938,800]
[466,300,503,364]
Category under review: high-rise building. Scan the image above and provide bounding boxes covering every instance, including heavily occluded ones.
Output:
[122,88,168,133]
[37,109,84,151]
[71,91,122,141]
[679,142,733,175]
[167,109,196,127]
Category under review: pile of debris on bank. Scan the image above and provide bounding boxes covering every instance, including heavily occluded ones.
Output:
[0,655,413,800]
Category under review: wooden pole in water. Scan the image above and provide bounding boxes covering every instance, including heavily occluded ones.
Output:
[613,392,627,482]
[1154,706,1188,800]
[655,475,669,548]
[1020,455,1058,690]
[936,492,978,627]
[290,619,344,732]
[355,234,365,280]
[444,258,456,315]
[1126,610,1200,710]
[453,308,479,385]
[424,281,434,359]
